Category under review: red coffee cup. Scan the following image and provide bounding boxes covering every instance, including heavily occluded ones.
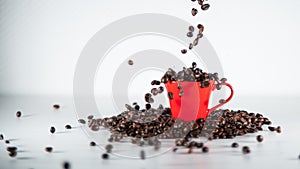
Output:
[165,80,234,121]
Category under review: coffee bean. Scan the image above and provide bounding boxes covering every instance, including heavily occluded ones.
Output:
[63,161,70,169]
[50,126,56,134]
[198,0,204,5]
[220,78,227,82]
[168,92,174,100]
[134,105,140,111]
[202,146,209,153]
[140,150,146,160]
[189,26,195,32]
[7,147,17,152]
[187,32,193,38]
[105,144,113,153]
[181,49,187,54]
[196,142,204,148]
[256,135,263,142]
[0,134,3,140]
[268,126,275,132]
[219,99,226,104]
[8,151,17,157]
[242,146,250,154]
[90,141,96,146]
[173,148,178,152]
[276,126,281,133]
[201,4,210,10]
[128,60,134,65]
[45,147,53,153]
[5,140,10,144]
[197,24,204,33]
[102,153,109,160]
[65,125,72,129]
[189,43,193,50]
[108,137,113,142]
[78,119,86,124]
[191,8,198,16]
[197,33,203,38]
[231,142,239,148]
[16,111,22,118]
[145,104,151,110]
[53,104,60,109]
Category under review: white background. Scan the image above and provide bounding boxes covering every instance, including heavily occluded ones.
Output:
[0,0,300,97]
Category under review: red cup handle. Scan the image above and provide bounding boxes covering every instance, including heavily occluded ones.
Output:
[208,83,234,114]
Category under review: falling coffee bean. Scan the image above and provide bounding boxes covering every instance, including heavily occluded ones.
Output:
[6,147,17,152]
[189,43,193,50]
[197,24,204,33]
[65,124,72,129]
[268,126,276,132]
[105,144,113,153]
[78,119,86,124]
[201,4,210,11]
[256,135,263,142]
[202,146,209,153]
[187,32,193,38]
[5,140,10,144]
[0,134,3,140]
[231,142,239,148]
[276,126,281,133]
[128,60,134,65]
[219,99,226,104]
[242,146,250,154]
[145,104,151,110]
[173,148,178,152]
[45,147,53,153]
[189,26,195,32]
[8,151,17,157]
[16,111,22,118]
[50,126,56,134]
[63,161,70,169]
[90,141,96,146]
[140,150,146,160]
[102,153,109,160]
[181,49,187,54]
[191,8,198,16]
[53,104,60,109]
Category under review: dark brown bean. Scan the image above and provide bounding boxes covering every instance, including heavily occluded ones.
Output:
[201,4,210,11]
[202,146,209,153]
[181,49,187,54]
[45,147,53,153]
[268,126,276,132]
[50,126,56,134]
[256,135,263,142]
[231,142,239,148]
[187,32,193,38]
[197,24,204,33]
[8,151,17,157]
[16,111,21,118]
[102,153,109,160]
[191,8,198,16]
[78,119,86,124]
[0,134,3,140]
[7,147,17,152]
[65,124,72,129]
[90,141,96,146]
[276,126,281,133]
[53,104,60,109]
[189,26,195,32]
[63,161,70,169]
[105,144,113,153]
[242,146,250,154]
[128,60,134,65]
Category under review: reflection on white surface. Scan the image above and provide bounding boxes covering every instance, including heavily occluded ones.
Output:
[0,95,299,169]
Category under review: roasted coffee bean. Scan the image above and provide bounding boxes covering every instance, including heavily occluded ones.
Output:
[256,135,263,142]
[87,115,94,120]
[173,148,178,152]
[196,142,204,148]
[202,146,209,153]
[0,134,3,140]
[158,86,164,93]
[134,105,140,111]
[63,161,70,169]
[197,24,204,33]
[102,153,109,160]
[45,147,53,153]
[8,151,17,157]
[78,119,86,124]
[197,33,203,38]
[53,104,60,109]
[201,4,210,10]
[220,78,227,82]
[219,99,226,104]
[187,32,193,38]
[191,8,198,16]
[189,26,195,32]
[276,126,281,133]
[140,150,146,160]
[105,144,113,153]
[151,80,161,85]
[5,140,10,144]
[231,142,239,148]
[128,60,134,65]
[65,124,72,129]
[90,141,96,146]
[16,111,21,118]
[145,104,151,110]
[50,126,56,134]
[181,49,187,54]
[168,92,174,99]
[189,43,193,50]
[242,146,250,154]
[6,147,17,152]
[193,38,199,46]
[198,0,204,5]
[268,126,276,132]
[108,137,113,142]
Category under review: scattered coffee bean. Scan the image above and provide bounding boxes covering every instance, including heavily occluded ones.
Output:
[219,99,226,104]
[196,142,204,148]
[256,135,263,142]
[201,4,210,11]
[140,150,145,160]
[45,147,53,153]
[202,146,209,153]
[87,115,94,120]
[242,146,250,154]
[105,144,113,153]
[90,141,96,146]
[189,26,195,32]
[134,105,140,111]
[197,24,204,33]
[231,142,239,148]
[173,148,178,152]
[78,119,86,124]
[189,43,193,50]
[5,140,10,144]
[6,147,17,152]
[198,0,204,5]
[62,161,70,169]
[53,104,60,109]
[16,111,22,118]
[65,125,72,129]
[128,60,134,65]
[0,134,3,140]
[145,104,151,110]
[102,153,109,160]
[181,49,187,54]
[276,126,281,133]
[268,126,276,132]
[191,8,198,16]
[50,126,56,134]
[8,151,17,157]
